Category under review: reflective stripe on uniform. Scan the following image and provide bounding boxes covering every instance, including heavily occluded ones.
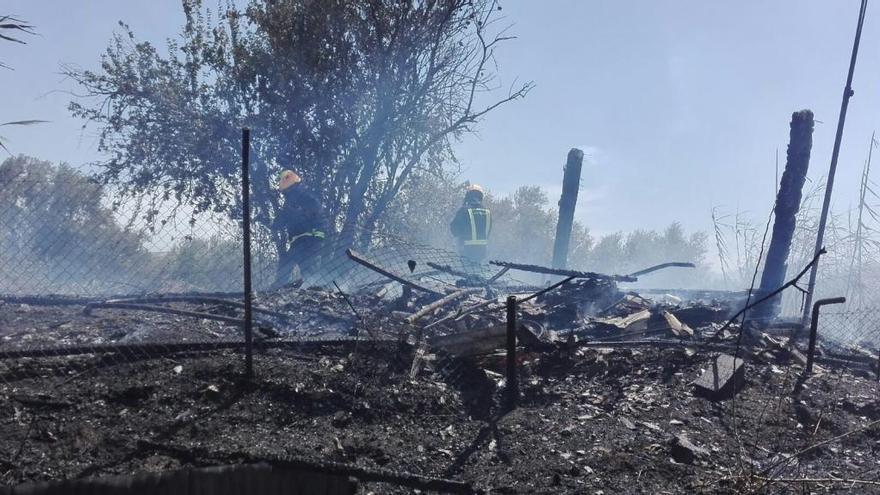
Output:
[467,208,478,243]
[485,209,491,237]
[466,208,490,244]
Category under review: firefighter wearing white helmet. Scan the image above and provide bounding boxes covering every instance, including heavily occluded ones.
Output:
[271,169,328,288]
[450,183,491,263]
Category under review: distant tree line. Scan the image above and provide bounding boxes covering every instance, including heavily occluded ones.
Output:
[1,1,715,293]
[1,155,712,293]
[384,171,711,287]
[0,155,273,294]
[0,156,145,293]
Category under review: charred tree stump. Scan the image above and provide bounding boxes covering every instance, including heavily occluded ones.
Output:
[551,148,584,269]
[755,110,814,320]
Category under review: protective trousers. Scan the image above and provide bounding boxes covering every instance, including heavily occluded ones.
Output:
[273,235,324,288]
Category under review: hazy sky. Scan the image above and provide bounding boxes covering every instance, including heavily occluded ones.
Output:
[3,1,880,238]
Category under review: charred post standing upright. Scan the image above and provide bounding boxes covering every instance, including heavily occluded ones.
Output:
[505,295,519,409]
[241,128,254,379]
[551,148,584,269]
[754,110,815,319]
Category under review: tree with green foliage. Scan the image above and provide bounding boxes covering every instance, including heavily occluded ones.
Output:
[0,155,146,292]
[66,0,531,255]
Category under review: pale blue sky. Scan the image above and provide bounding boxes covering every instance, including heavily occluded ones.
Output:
[3,1,880,238]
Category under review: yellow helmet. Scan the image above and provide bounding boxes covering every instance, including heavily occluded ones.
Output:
[278,170,301,191]
[466,184,484,194]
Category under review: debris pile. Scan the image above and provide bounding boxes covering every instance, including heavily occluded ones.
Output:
[3,253,880,493]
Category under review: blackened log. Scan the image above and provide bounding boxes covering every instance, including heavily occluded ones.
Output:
[552,148,584,269]
[756,110,814,319]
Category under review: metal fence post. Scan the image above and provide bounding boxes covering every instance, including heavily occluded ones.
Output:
[801,0,868,326]
[505,295,519,409]
[805,296,846,375]
[241,128,254,380]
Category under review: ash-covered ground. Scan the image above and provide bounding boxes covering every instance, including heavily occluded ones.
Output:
[1,294,879,494]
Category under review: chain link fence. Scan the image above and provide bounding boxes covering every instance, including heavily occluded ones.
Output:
[4,158,880,491]
[0,175,275,296]
[0,159,538,488]
[816,307,880,362]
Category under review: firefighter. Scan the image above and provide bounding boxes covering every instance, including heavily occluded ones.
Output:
[450,184,491,263]
[271,170,328,288]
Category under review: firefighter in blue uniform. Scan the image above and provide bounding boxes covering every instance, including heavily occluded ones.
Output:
[271,170,328,288]
[450,184,491,263]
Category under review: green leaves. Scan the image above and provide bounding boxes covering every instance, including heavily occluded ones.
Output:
[65,0,528,247]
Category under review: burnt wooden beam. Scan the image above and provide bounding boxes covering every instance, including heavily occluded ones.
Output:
[346,248,442,295]
[489,260,636,282]
[626,261,696,278]
[552,148,584,269]
[404,288,484,324]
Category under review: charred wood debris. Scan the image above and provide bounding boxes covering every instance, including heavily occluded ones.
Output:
[3,251,880,492]
[3,249,877,391]
[344,249,880,382]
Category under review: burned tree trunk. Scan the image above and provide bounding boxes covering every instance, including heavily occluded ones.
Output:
[755,110,814,319]
[551,148,584,269]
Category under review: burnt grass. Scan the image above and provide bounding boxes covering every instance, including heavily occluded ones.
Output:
[1,303,880,493]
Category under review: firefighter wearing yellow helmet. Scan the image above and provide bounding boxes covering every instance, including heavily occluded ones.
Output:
[450,183,491,263]
[271,169,328,288]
